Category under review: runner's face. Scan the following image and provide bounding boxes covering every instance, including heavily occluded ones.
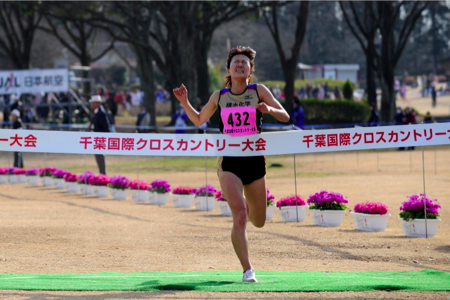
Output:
[228,54,252,79]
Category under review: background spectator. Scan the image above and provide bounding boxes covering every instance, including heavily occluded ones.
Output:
[10,109,24,168]
[136,103,151,133]
[291,97,305,129]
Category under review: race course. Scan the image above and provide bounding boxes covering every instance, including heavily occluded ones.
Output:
[0,148,449,299]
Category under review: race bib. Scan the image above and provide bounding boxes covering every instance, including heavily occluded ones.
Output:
[221,106,257,137]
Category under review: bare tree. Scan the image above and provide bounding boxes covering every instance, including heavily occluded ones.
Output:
[88,1,268,124]
[0,2,43,69]
[39,2,115,95]
[339,1,378,108]
[374,1,429,122]
[263,1,309,115]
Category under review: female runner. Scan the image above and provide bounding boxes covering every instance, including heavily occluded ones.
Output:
[173,46,289,282]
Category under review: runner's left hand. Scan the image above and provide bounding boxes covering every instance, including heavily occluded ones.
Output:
[256,102,272,114]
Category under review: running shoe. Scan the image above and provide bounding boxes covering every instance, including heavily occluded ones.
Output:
[242,269,258,283]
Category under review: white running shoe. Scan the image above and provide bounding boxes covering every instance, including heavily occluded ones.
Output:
[242,269,258,283]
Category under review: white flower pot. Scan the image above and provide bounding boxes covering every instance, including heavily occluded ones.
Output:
[79,183,94,195]
[111,188,128,200]
[0,175,8,184]
[66,182,80,193]
[351,212,391,232]
[153,193,170,205]
[399,218,440,238]
[279,205,309,222]
[53,178,65,189]
[194,196,216,211]
[131,189,149,203]
[41,176,53,186]
[266,205,274,221]
[218,201,232,216]
[64,181,70,192]
[8,174,17,184]
[310,209,345,227]
[95,186,110,198]
[26,175,40,185]
[172,194,194,208]
[18,174,27,183]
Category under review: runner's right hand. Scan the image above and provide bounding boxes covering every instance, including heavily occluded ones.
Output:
[173,84,188,104]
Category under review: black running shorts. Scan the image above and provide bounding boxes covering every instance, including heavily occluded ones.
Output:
[218,156,266,185]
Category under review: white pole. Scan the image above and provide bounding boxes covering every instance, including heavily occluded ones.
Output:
[422,146,428,239]
[293,125,299,223]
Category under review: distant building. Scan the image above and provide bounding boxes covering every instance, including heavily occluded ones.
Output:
[298,63,360,83]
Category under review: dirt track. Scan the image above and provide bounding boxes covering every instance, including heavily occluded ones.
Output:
[0,148,449,299]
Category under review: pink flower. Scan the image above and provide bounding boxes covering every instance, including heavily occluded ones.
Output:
[88,174,110,186]
[354,202,389,215]
[276,195,306,209]
[173,186,193,195]
[215,190,226,201]
[63,173,79,183]
[128,180,151,190]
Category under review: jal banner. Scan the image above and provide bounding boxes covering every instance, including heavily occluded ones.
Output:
[0,123,449,157]
[0,68,69,95]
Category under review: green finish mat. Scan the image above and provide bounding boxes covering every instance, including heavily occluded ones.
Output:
[0,270,448,292]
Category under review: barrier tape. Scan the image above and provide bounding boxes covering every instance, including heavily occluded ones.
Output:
[0,123,449,157]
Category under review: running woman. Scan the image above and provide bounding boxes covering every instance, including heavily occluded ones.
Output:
[173,46,289,282]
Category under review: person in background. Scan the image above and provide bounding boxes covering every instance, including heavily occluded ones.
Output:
[173,103,188,133]
[431,85,437,107]
[89,95,110,174]
[367,104,379,126]
[291,97,305,129]
[394,107,405,151]
[2,94,10,128]
[423,111,433,123]
[10,109,24,168]
[136,103,151,133]
[403,107,416,150]
[333,86,342,99]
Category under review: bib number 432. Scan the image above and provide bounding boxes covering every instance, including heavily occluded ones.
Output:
[221,106,257,137]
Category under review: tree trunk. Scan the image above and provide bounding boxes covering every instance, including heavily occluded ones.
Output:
[366,41,377,108]
[135,46,156,127]
[283,59,296,116]
[196,36,213,106]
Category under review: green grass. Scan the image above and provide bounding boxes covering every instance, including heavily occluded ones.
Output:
[0,270,447,292]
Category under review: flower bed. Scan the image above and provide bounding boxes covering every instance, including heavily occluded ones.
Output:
[172,187,195,208]
[194,184,217,211]
[307,190,348,211]
[354,202,389,215]
[150,180,171,194]
[108,175,130,190]
[399,194,441,221]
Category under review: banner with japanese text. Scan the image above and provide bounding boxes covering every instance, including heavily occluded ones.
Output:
[0,123,449,156]
[0,69,69,95]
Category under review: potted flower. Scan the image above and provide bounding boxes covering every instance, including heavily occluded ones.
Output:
[399,194,441,238]
[266,189,276,221]
[128,180,151,203]
[39,167,56,186]
[6,167,17,184]
[108,175,130,200]
[194,184,217,211]
[307,190,348,227]
[25,168,40,185]
[63,172,79,193]
[276,195,308,222]
[0,168,7,184]
[216,190,232,216]
[77,171,95,195]
[14,168,27,183]
[52,169,69,189]
[351,202,390,232]
[88,174,110,198]
[171,186,195,208]
[150,179,171,205]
